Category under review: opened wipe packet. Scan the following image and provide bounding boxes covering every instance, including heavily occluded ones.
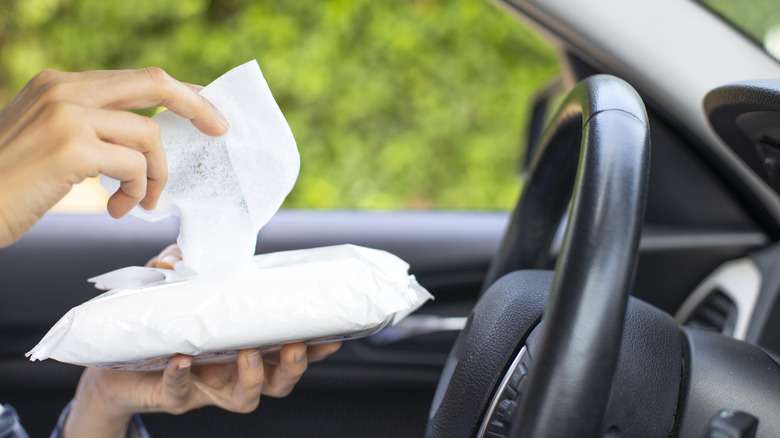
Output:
[27,60,432,370]
[28,245,431,370]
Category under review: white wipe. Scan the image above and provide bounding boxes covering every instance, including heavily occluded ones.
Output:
[103,60,299,274]
[29,61,433,370]
[27,245,432,369]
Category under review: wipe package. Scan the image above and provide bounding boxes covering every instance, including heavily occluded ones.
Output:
[27,245,432,370]
[26,60,433,369]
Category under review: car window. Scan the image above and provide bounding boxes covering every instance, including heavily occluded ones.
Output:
[699,0,780,61]
[0,1,559,213]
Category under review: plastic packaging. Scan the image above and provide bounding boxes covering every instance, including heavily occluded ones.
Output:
[27,245,432,370]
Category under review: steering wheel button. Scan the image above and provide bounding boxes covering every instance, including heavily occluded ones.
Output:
[706,409,758,438]
[496,399,516,422]
[501,385,517,400]
[508,367,525,390]
[487,419,507,434]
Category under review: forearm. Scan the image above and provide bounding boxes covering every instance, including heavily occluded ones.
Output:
[63,374,133,438]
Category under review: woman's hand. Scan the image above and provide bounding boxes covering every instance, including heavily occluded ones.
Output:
[63,245,342,438]
[0,68,229,247]
[65,343,341,438]
[65,349,264,438]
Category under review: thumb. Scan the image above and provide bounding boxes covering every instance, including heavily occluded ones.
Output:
[162,355,192,402]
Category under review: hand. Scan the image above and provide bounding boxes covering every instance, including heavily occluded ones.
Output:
[62,245,342,438]
[0,68,229,247]
[66,343,339,438]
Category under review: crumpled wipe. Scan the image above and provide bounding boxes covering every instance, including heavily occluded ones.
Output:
[26,245,433,370]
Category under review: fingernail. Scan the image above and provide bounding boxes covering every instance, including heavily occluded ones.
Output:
[215,109,229,130]
[177,358,191,371]
[248,351,261,368]
[203,97,229,131]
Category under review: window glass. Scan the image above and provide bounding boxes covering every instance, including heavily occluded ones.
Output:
[700,0,780,61]
[0,0,559,212]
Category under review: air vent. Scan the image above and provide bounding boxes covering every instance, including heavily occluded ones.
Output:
[676,258,760,340]
[683,289,737,335]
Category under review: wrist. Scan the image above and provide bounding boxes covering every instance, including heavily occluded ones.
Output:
[64,369,134,438]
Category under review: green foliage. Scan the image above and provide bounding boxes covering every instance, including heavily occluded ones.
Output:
[0,0,559,210]
[700,0,780,45]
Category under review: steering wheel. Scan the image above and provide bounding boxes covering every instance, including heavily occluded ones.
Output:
[426,75,661,438]
[425,75,780,438]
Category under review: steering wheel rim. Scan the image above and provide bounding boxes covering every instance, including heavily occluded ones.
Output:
[426,74,651,438]
[509,74,649,437]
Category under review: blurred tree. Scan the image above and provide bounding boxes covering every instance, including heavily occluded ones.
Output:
[700,0,780,45]
[0,0,559,210]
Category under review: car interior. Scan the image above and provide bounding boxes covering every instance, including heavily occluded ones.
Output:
[4,0,780,437]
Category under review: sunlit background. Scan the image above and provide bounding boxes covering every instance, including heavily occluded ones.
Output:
[0,0,559,213]
[700,0,780,59]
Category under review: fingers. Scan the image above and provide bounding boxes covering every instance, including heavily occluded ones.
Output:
[146,244,182,269]
[162,355,193,403]
[85,107,166,209]
[308,342,342,363]
[30,101,162,218]
[20,68,225,221]
[29,68,226,136]
[78,68,227,136]
[261,349,281,366]
[263,343,308,398]
[228,349,264,413]
[90,140,148,218]
[152,346,303,417]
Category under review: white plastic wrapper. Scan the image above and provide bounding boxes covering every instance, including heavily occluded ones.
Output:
[27,245,432,370]
[27,60,433,370]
